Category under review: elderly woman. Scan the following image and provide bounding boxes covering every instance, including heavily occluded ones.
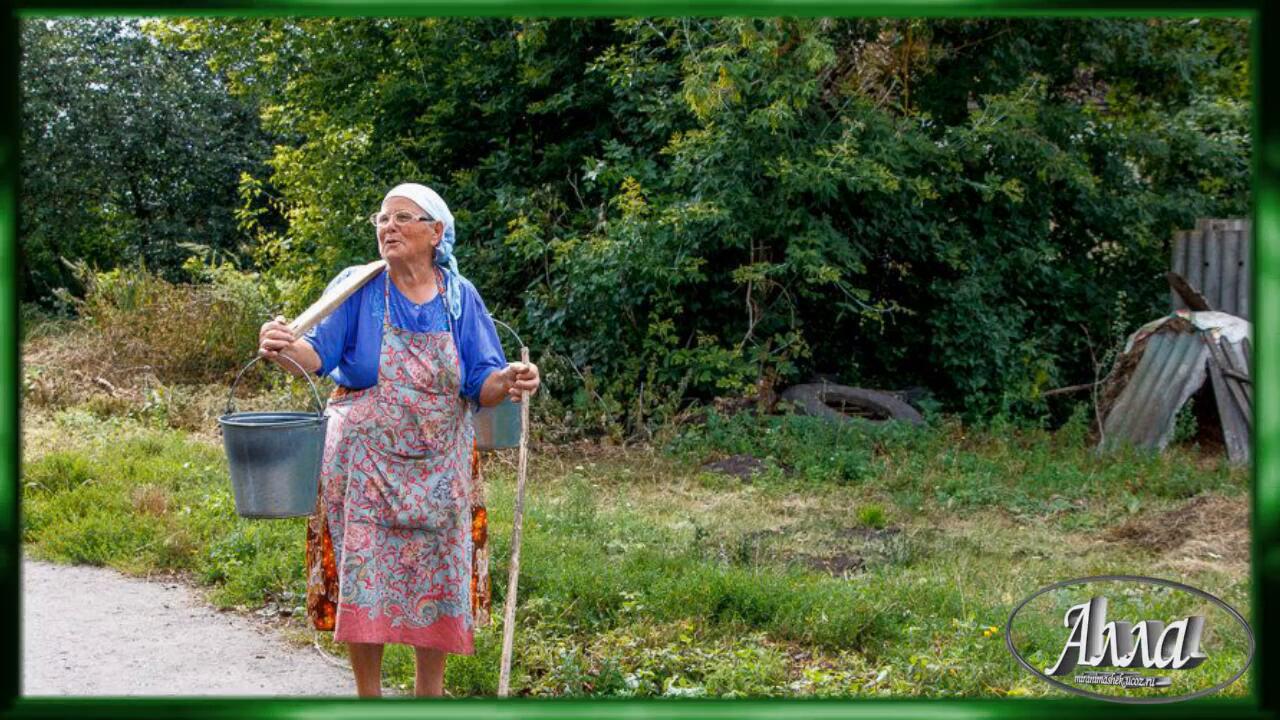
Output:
[257,183,539,698]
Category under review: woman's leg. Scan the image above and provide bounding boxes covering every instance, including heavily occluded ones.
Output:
[413,647,448,697]
[348,642,385,697]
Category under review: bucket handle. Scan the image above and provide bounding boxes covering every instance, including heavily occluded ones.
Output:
[225,353,327,417]
[490,317,524,350]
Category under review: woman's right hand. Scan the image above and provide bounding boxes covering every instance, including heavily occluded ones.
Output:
[258,315,296,358]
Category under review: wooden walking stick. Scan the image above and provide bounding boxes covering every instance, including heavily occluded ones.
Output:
[497,346,531,697]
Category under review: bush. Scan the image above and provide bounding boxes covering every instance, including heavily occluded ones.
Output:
[163,17,1249,428]
[59,258,277,387]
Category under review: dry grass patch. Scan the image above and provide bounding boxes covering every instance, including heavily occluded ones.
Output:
[1105,493,1250,581]
[130,484,172,517]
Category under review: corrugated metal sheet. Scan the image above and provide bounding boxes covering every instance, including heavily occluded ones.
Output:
[1100,321,1252,464]
[1171,218,1251,320]
[1101,329,1209,452]
[1205,335,1252,465]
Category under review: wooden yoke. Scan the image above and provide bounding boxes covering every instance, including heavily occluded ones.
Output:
[287,260,388,337]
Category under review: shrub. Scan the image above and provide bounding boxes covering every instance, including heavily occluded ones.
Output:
[166,17,1248,428]
[44,259,277,390]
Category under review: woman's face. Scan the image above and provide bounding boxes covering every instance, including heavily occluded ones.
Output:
[377,196,443,265]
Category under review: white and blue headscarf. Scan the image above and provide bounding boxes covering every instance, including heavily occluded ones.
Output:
[383,182,465,320]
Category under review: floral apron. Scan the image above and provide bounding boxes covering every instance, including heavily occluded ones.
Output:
[304,270,489,653]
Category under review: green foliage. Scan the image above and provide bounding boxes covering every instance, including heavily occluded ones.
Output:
[441,628,505,695]
[19,18,277,305]
[125,18,1253,422]
[1173,397,1199,444]
[671,409,1238,515]
[670,410,913,486]
[522,624,791,698]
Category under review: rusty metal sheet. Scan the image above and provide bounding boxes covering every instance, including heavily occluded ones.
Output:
[1101,329,1210,452]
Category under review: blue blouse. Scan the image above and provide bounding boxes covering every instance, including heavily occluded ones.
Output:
[303,267,507,403]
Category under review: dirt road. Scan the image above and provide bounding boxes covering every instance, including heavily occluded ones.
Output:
[22,557,357,696]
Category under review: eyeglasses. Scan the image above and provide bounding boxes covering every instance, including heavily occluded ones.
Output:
[369,210,436,227]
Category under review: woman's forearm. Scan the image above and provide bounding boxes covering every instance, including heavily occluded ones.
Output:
[478,367,513,407]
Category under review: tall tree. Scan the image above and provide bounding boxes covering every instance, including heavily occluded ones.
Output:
[19,18,275,304]
[159,17,1249,418]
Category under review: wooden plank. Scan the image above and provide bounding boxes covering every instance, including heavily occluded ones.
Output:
[1206,338,1252,434]
[1221,368,1252,385]
[1236,336,1254,440]
[1206,354,1251,465]
[288,260,388,337]
[1222,338,1252,466]
[1166,271,1213,312]
[1223,338,1253,411]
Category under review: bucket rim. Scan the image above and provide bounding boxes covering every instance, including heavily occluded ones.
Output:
[218,411,328,428]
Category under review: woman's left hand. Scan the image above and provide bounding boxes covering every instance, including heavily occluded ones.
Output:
[503,361,540,402]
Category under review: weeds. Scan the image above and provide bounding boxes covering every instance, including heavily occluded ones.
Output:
[21,371,1249,699]
[670,410,1243,518]
[857,504,887,529]
[24,261,277,406]
[20,397,1249,696]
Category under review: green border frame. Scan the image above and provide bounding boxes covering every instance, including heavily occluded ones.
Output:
[2,2,1276,718]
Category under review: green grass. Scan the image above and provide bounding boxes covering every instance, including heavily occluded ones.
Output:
[22,409,308,608]
[670,409,1241,515]
[21,402,1251,699]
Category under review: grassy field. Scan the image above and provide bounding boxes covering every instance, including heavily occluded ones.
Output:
[17,306,1249,698]
[20,376,1251,699]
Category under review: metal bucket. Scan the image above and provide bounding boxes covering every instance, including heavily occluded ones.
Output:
[217,354,328,519]
[474,317,526,450]
[475,398,521,450]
